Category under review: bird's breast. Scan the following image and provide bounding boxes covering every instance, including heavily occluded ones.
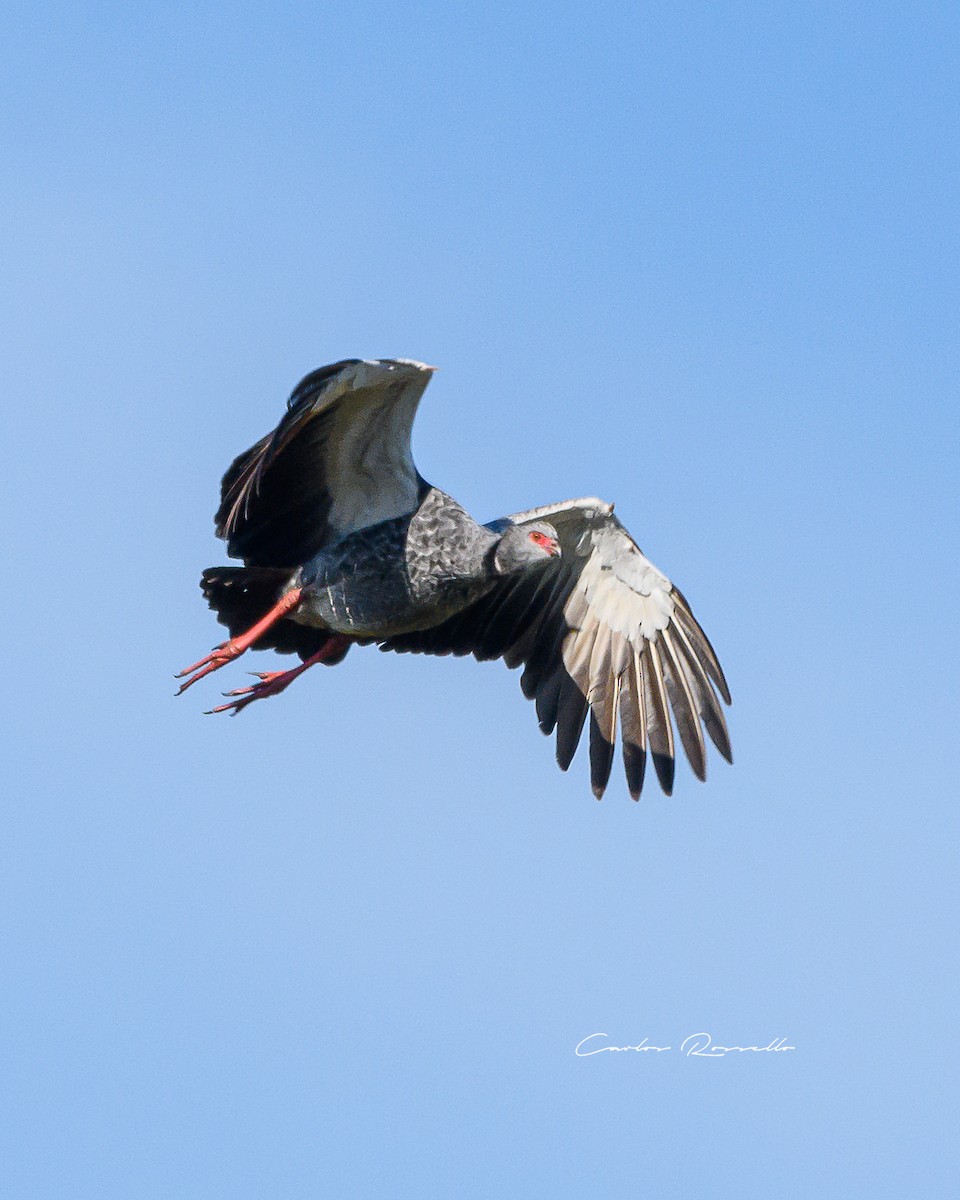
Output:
[295,546,494,639]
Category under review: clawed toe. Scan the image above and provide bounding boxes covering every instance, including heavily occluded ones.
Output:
[205,673,288,715]
[175,643,227,679]
[175,645,239,694]
[205,696,255,715]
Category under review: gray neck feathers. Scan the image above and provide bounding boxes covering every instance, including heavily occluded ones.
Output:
[491,525,539,576]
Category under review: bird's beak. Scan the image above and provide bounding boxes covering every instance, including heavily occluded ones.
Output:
[548,538,562,558]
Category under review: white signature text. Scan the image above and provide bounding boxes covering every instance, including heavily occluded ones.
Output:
[575,1032,796,1058]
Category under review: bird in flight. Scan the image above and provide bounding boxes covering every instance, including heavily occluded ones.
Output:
[177,358,731,799]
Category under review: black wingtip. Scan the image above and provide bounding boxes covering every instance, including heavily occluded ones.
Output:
[588,712,614,800]
[623,742,647,801]
[652,752,675,796]
[535,668,563,736]
[555,676,589,773]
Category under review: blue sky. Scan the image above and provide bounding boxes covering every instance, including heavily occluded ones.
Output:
[2,2,957,1196]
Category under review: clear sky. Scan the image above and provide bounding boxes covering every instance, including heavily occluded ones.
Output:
[2,2,957,1196]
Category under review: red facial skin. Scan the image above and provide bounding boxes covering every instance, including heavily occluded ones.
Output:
[528,530,561,557]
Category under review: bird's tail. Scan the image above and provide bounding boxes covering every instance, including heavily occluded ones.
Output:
[200,566,348,662]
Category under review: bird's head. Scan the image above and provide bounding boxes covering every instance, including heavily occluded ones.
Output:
[492,521,562,575]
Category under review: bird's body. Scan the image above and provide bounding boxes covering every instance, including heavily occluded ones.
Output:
[178,358,732,800]
[296,488,515,638]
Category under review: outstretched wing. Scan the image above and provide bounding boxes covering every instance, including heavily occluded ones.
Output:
[382,498,732,800]
[216,358,435,566]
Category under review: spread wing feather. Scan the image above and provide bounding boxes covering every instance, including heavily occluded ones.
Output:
[383,499,731,799]
[619,654,648,798]
[215,359,434,567]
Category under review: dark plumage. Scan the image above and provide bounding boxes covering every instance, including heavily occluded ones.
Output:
[178,358,732,800]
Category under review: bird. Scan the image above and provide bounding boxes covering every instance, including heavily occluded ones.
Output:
[177,357,732,800]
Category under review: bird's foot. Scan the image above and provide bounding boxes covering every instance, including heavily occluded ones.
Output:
[175,586,304,695]
[175,640,247,694]
[203,636,351,715]
[206,664,307,715]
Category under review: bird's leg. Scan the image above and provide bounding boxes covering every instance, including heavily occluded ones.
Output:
[206,635,352,715]
[176,586,304,694]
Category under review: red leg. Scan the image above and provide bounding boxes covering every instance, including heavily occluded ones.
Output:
[176,586,304,694]
[206,635,351,715]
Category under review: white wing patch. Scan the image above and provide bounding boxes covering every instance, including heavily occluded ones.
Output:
[325,374,428,536]
[562,527,674,647]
